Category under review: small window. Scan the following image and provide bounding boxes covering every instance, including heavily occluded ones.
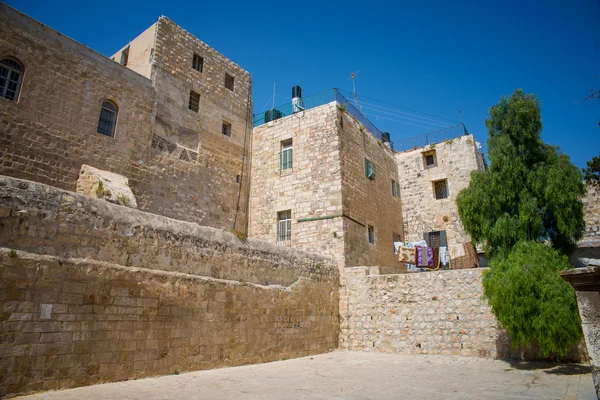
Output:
[423,150,437,169]
[425,230,447,248]
[222,121,232,137]
[280,139,293,171]
[121,46,130,66]
[236,174,241,183]
[391,180,400,197]
[97,101,118,137]
[192,53,203,72]
[277,210,292,242]
[189,91,200,112]
[368,225,375,244]
[365,159,376,180]
[225,73,234,91]
[0,58,24,102]
[433,179,449,200]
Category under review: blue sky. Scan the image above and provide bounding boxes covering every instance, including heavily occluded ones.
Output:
[8,0,599,167]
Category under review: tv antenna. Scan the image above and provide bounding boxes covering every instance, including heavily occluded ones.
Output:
[349,71,361,111]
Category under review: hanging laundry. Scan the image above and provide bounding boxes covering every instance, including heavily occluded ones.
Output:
[439,246,448,265]
[397,245,416,264]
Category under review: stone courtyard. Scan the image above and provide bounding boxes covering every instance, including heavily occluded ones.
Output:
[14,351,596,400]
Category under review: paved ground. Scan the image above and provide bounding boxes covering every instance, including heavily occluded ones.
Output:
[17,351,596,400]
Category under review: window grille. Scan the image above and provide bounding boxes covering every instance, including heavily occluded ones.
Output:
[280,140,293,171]
[425,230,447,248]
[434,180,449,199]
[189,91,200,112]
[0,58,23,102]
[222,121,231,136]
[392,180,400,197]
[368,225,375,244]
[277,210,292,242]
[225,73,234,91]
[192,53,203,72]
[97,101,117,137]
[365,159,376,180]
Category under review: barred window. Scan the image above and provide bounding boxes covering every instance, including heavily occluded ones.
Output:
[96,101,118,137]
[368,225,375,244]
[222,121,231,136]
[280,139,293,171]
[189,91,200,112]
[225,73,234,91]
[192,53,203,72]
[277,210,292,242]
[0,58,24,102]
[433,179,449,200]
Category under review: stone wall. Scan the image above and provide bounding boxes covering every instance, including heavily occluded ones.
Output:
[339,266,586,361]
[338,111,404,270]
[582,186,600,241]
[0,5,251,232]
[249,103,345,267]
[394,135,483,264]
[0,252,339,397]
[0,175,339,396]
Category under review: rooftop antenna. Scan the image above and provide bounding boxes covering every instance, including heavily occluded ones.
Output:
[349,71,361,111]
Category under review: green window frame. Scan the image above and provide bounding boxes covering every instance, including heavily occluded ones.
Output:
[365,159,376,180]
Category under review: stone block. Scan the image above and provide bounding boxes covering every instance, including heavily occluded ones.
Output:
[76,165,137,209]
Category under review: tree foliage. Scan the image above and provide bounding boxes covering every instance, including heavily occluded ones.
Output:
[483,242,582,356]
[457,89,585,355]
[583,154,600,188]
[457,89,585,257]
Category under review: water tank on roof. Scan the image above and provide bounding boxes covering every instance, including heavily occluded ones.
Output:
[382,132,391,143]
[292,85,304,113]
[265,108,284,123]
[292,85,302,99]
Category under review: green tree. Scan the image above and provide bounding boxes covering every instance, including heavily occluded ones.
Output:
[457,89,585,257]
[484,242,581,356]
[457,89,585,356]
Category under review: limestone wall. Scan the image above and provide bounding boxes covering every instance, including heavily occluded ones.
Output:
[249,103,345,266]
[0,252,339,397]
[394,135,483,262]
[339,111,404,269]
[0,5,251,232]
[340,267,500,357]
[0,175,339,396]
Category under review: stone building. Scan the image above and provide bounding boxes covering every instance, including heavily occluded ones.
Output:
[0,4,252,231]
[249,92,404,270]
[394,134,486,268]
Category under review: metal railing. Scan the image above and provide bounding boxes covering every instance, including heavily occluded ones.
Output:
[394,124,468,152]
[253,88,384,140]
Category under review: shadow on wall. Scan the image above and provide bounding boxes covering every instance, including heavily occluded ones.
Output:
[495,330,588,363]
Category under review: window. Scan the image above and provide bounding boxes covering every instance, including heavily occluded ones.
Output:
[365,159,376,180]
[120,46,130,66]
[0,58,23,102]
[277,210,292,242]
[391,180,400,197]
[425,230,447,248]
[188,91,200,112]
[433,179,449,199]
[222,121,232,137]
[224,73,234,91]
[280,139,293,171]
[368,225,375,244]
[236,174,241,183]
[192,53,203,72]
[423,150,437,169]
[96,101,118,137]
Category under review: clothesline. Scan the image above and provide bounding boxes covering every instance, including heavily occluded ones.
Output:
[395,240,449,272]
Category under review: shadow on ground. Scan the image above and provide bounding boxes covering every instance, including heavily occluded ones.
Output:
[506,360,592,375]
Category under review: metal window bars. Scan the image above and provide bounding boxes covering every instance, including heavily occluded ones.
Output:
[277,210,292,242]
[0,58,23,101]
[97,101,117,137]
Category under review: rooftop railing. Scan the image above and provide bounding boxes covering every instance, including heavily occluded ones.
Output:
[394,124,468,152]
[253,88,384,140]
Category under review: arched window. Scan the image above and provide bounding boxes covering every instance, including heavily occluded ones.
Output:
[97,101,118,137]
[0,58,24,102]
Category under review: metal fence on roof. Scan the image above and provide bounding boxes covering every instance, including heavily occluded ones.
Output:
[393,124,468,152]
[252,88,384,140]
